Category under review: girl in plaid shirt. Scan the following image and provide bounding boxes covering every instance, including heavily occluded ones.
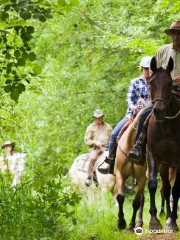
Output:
[99,56,152,174]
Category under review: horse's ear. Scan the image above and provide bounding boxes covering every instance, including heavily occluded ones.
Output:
[150,56,157,73]
[166,57,174,73]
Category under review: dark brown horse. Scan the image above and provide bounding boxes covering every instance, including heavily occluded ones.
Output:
[147,57,180,231]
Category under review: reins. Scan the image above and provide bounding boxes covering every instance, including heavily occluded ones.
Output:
[151,94,172,106]
[165,109,180,119]
[131,117,137,130]
[152,94,180,120]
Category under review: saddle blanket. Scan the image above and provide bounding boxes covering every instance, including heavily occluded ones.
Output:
[75,153,90,172]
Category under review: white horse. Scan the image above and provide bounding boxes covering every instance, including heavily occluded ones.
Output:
[69,151,116,193]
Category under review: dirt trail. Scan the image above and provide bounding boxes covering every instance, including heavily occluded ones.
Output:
[136,233,177,240]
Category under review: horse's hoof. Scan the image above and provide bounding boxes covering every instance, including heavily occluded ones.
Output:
[166,218,179,232]
[149,218,162,230]
[117,219,126,230]
[126,227,134,234]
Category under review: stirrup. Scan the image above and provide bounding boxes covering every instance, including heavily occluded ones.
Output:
[131,152,146,166]
[104,156,113,164]
[134,140,143,149]
[98,157,112,175]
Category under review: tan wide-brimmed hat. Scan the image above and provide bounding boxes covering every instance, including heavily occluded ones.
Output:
[93,109,104,118]
[164,21,180,36]
[1,141,15,149]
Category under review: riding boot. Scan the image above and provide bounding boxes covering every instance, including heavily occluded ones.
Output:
[98,144,117,175]
[128,132,146,165]
[128,111,152,165]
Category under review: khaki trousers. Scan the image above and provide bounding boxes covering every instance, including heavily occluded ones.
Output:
[87,148,104,178]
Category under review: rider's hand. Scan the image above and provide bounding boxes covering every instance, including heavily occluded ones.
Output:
[131,105,138,111]
[173,76,180,85]
[97,142,104,148]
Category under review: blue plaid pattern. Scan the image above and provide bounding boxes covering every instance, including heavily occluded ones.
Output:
[126,76,150,118]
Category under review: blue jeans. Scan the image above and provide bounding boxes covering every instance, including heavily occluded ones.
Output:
[108,117,128,153]
[135,102,153,142]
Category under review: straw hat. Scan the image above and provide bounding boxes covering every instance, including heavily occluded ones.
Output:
[93,109,104,118]
[164,21,180,36]
[1,141,15,149]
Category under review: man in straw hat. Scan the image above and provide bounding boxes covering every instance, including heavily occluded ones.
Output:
[84,109,112,186]
[128,20,180,164]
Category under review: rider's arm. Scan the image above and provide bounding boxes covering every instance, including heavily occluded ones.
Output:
[127,79,138,111]
[173,76,180,85]
[155,45,180,86]
[84,125,100,148]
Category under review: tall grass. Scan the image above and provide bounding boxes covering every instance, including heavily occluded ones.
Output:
[66,181,180,240]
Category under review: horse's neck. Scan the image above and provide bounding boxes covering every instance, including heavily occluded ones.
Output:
[119,121,136,151]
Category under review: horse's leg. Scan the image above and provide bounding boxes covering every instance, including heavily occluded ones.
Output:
[116,169,126,230]
[159,164,171,219]
[167,171,180,231]
[136,193,145,228]
[127,178,146,233]
[148,153,162,230]
[159,188,165,216]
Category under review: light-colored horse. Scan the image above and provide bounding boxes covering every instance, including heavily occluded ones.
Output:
[69,151,115,193]
[115,107,147,233]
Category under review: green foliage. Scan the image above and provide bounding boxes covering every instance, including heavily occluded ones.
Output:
[0,0,52,101]
[0,168,80,239]
[0,0,180,239]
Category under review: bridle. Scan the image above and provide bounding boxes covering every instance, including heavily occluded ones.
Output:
[151,93,172,106]
[152,93,180,119]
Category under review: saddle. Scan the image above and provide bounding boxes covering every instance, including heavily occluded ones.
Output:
[75,152,105,172]
[116,108,142,142]
[116,119,131,142]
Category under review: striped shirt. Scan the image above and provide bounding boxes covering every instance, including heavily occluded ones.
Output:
[126,77,150,118]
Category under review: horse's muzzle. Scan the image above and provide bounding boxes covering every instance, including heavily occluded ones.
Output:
[153,107,166,121]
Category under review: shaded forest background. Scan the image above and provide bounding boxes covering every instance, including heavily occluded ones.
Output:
[0,0,180,239]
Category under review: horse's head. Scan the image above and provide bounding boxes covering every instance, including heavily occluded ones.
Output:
[150,57,174,121]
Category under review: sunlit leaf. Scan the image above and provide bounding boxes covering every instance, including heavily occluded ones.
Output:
[33,64,42,75]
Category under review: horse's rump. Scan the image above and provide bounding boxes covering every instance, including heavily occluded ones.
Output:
[70,151,115,193]
[73,151,107,173]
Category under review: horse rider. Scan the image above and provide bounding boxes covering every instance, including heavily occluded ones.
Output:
[128,20,180,165]
[98,56,152,174]
[0,140,27,185]
[84,109,112,186]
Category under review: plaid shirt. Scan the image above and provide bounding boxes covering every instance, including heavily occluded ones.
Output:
[126,76,151,118]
